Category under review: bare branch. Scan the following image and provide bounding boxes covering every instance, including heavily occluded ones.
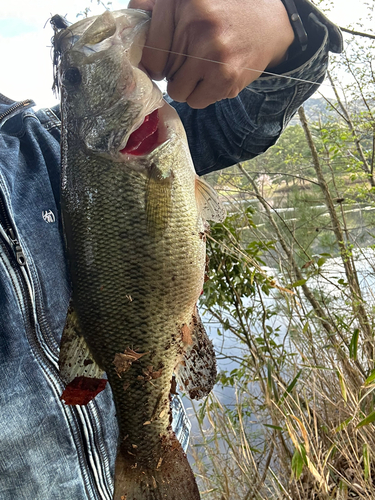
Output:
[340,27,375,40]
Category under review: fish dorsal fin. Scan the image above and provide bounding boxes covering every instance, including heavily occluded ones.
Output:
[59,307,107,405]
[195,176,226,222]
[177,308,217,400]
[146,164,174,235]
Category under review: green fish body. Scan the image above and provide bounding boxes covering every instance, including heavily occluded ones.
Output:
[55,9,224,500]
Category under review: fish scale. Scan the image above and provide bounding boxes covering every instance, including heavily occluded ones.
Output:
[63,146,204,456]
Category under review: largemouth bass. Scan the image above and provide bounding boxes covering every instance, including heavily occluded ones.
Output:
[53,9,225,500]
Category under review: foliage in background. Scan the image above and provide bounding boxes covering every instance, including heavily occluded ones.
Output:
[77,0,112,18]
[191,4,375,499]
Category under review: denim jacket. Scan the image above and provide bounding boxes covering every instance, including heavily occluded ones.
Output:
[0,4,342,499]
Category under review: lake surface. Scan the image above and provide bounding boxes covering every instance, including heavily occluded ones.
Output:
[181,246,375,448]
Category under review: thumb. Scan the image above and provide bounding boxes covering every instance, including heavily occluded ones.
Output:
[128,0,156,9]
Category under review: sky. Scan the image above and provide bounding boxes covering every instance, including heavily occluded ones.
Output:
[0,0,372,108]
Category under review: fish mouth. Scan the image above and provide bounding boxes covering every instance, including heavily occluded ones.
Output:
[119,108,160,156]
[118,101,186,159]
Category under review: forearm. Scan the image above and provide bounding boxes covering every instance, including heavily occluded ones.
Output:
[168,0,343,176]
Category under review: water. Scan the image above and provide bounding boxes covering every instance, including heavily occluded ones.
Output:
[181,246,375,450]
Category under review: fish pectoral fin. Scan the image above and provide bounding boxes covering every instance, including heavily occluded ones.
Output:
[59,306,107,405]
[176,308,217,400]
[195,175,226,222]
[146,163,174,234]
[113,435,200,500]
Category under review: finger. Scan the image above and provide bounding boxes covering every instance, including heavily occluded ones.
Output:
[128,0,155,9]
[163,42,187,83]
[140,0,175,80]
[167,55,248,109]
[167,58,224,108]
[186,68,261,109]
[166,59,202,104]
[185,80,218,109]
[185,75,228,109]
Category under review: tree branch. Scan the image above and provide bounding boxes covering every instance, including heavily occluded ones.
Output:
[340,27,375,40]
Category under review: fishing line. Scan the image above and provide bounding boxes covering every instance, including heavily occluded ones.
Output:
[140,43,333,88]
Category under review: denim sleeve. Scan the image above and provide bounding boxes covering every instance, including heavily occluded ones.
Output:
[168,3,343,176]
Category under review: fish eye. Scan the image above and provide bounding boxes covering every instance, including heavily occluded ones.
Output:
[63,67,82,86]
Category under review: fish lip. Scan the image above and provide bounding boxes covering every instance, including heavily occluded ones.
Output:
[117,132,131,153]
[117,137,172,159]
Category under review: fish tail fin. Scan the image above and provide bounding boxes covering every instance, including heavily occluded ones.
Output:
[113,437,200,500]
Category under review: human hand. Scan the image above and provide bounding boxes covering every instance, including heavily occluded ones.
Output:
[128,0,295,109]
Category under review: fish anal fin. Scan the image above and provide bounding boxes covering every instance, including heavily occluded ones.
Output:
[177,308,217,400]
[59,307,106,401]
[113,435,200,500]
[146,163,174,234]
[195,176,226,222]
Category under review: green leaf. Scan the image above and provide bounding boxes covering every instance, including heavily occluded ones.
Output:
[336,370,347,403]
[338,481,348,495]
[349,329,359,360]
[364,368,375,386]
[363,443,370,480]
[272,379,279,403]
[338,278,348,286]
[291,449,304,480]
[291,279,307,288]
[317,257,326,267]
[335,417,353,433]
[278,370,302,405]
[197,398,209,425]
[267,361,272,395]
[291,445,307,480]
[264,424,284,431]
[357,410,375,428]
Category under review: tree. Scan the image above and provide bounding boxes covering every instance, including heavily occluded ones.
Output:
[191,5,375,498]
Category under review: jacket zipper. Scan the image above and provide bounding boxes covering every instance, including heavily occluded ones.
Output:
[0,205,107,500]
[0,192,112,499]
[0,194,27,266]
[0,99,114,496]
[0,102,114,500]
[0,99,33,123]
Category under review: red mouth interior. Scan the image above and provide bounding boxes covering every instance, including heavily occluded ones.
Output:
[120,109,159,156]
